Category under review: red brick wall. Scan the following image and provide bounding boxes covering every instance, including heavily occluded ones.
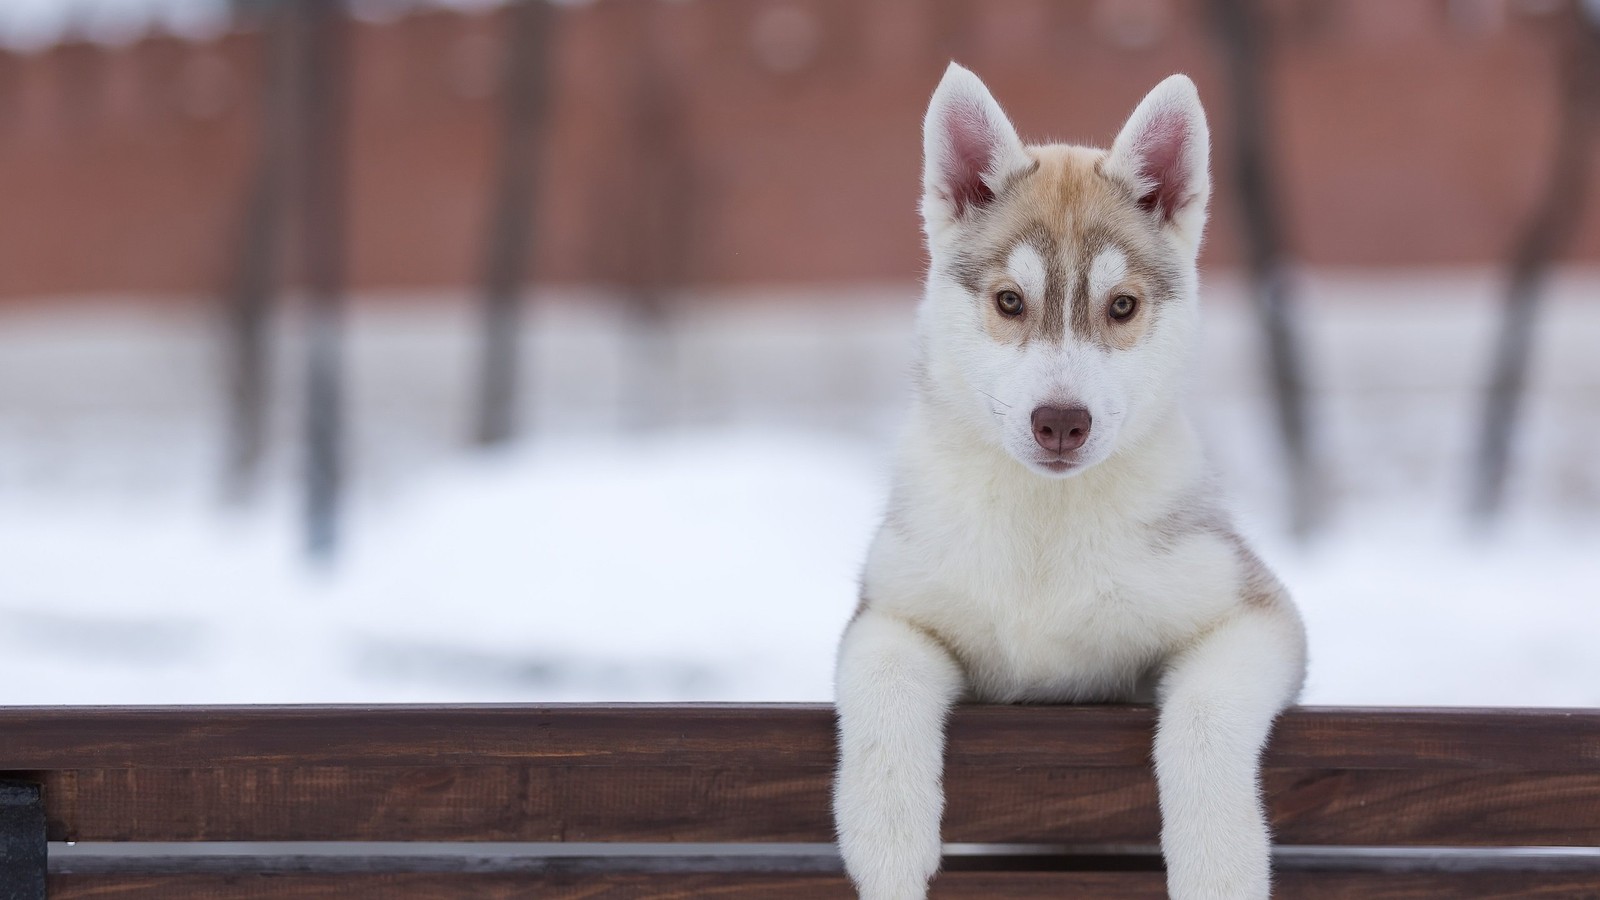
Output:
[0,0,1594,303]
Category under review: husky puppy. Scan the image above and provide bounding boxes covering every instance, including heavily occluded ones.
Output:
[833,65,1307,900]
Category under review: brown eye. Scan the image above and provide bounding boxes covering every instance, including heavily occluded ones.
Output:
[1109,294,1138,321]
[996,290,1024,317]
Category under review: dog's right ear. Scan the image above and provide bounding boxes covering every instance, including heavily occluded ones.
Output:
[922,63,1031,236]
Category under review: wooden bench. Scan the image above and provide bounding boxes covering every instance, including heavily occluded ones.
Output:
[1,704,1597,898]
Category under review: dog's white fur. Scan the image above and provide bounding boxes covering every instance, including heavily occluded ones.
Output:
[834,64,1307,900]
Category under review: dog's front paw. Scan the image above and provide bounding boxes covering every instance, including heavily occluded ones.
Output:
[834,752,943,900]
[835,802,941,899]
[833,610,964,900]
[1164,848,1271,900]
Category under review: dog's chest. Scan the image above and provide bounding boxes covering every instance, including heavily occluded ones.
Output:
[875,493,1239,703]
[954,528,1170,699]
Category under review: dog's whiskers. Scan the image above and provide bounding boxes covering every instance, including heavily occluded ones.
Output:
[978,389,1013,409]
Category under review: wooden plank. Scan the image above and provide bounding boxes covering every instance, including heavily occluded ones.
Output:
[39,768,564,843]
[37,766,830,843]
[9,705,1600,846]
[47,849,848,877]
[952,768,1600,847]
[33,765,1600,845]
[2,705,1597,771]
[43,870,1600,899]
[1266,769,1600,847]
[55,846,1598,877]
[1274,872,1600,898]
[46,872,864,900]
[53,846,1600,875]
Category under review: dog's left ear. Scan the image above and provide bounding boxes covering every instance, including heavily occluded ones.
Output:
[922,63,1032,238]
[1105,75,1211,251]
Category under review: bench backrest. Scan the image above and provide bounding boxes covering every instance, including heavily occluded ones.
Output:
[3,704,1598,898]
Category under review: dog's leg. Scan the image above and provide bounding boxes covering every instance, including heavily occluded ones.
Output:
[1154,607,1305,900]
[834,608,964,900]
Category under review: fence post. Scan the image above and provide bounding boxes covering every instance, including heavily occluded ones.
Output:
[474,0,555,448]
[296,0,351,562]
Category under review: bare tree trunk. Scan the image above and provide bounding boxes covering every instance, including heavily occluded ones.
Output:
[616,6,693,430]
[221,0,296,504]
[1471,5,1599,524]
[474,0,554,448]
[296,0,350,562]
[1209,0,1320,537]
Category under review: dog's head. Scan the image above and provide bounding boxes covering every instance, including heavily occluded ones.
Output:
[916,64,1210,478]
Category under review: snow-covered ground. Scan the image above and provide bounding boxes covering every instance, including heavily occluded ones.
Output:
[3,429,1598,708]
[2,271,1597,707]
[0,432,880,705]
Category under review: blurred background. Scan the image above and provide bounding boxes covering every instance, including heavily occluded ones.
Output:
[0,0,1596,707]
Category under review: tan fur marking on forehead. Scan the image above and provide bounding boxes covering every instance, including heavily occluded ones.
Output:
[947,144,1181,348]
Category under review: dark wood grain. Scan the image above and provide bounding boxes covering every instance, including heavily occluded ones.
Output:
[37,766,832,843]
[47,872,865,900]
[44,871,1600,899]
[952,767,1600,847]
[1266,769,1600,846]
[30,765,1600,845]
[2,705,1596,771]
[47,850,847,877]
[1274,872,1600,899]
[7,704,1600,861]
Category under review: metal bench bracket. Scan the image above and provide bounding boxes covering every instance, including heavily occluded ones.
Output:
[0,781,45,900]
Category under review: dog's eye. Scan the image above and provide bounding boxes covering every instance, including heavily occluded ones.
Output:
[995,290,1024,317]
[1109,294,1138,321]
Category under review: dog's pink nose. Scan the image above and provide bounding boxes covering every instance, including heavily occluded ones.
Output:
[1031,406,1091,454]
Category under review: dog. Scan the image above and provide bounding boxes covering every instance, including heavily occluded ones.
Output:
[832,64,1308,900]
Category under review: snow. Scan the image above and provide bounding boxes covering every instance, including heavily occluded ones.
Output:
[1273,520,1599,707]
[0,431,880,705]
[2,427,1596,709]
